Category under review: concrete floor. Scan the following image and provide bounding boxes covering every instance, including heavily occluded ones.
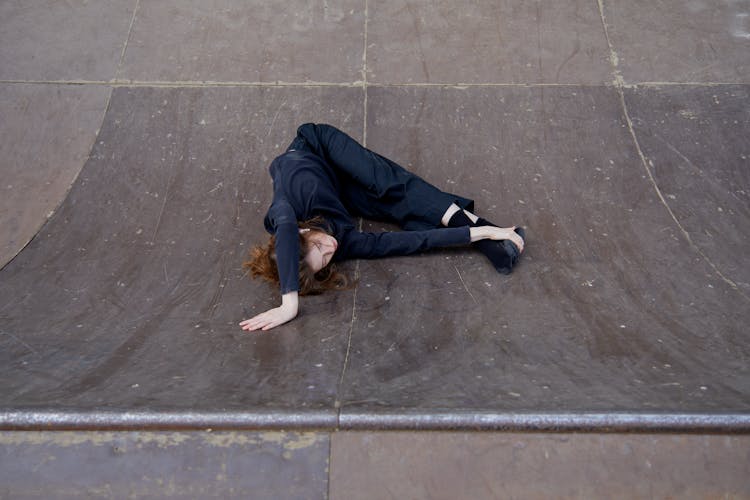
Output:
[1,0,749,497]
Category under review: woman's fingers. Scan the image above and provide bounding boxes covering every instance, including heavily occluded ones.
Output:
[510,232,524,253]
[240,306,294,332]
[245,321,271,332]
[488,225,524,253]
[240,312,271,331]
[487,226,523,246]
[497,226,523,252]
[239,314,262,326]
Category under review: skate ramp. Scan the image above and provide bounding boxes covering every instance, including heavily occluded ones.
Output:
[3,1,750,497]
[1,84,749,431]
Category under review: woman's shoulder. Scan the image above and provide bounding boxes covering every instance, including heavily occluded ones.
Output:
[269,150,329,182]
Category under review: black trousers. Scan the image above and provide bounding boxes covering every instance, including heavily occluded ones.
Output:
[288,123,474,231]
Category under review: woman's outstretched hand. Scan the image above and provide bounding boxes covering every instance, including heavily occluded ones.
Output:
[240,292,299,332]
[470,226,525,253]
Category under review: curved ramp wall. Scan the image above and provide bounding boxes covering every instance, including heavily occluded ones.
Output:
[0,84,748,431]
[0,84,111,268]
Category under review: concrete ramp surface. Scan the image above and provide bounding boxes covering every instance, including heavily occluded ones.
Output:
[1,0,749,434]
[2,1,750,495]
[1,84,748,430]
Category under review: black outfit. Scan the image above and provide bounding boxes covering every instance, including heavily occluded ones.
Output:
[264,123,475,294]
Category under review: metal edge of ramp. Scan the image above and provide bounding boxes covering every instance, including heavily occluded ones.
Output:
[2,409,749,433]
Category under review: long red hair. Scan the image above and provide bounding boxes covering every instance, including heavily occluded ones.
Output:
[243,217,350,295]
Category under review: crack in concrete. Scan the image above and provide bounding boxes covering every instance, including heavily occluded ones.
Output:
[114,0,140,81]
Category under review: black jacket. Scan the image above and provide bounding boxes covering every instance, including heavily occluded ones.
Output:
[264,150,469,294]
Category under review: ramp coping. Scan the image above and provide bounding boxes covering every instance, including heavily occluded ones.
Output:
[2,409,749,433]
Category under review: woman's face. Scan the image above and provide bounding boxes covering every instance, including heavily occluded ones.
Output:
[303,230,338,272]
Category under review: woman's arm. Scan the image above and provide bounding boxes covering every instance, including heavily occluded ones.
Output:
[344,225,523,260]
[240,292,299,332]
[239,227,522,331]
[266,199,301,294]
[243,198,301,332]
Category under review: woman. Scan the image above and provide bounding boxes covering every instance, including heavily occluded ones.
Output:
[240,123,525,332]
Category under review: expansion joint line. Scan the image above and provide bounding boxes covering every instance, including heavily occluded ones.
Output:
[335,0,368,411]
[362,0,369,145]
[1,80,743,89]
[597,0,749,302]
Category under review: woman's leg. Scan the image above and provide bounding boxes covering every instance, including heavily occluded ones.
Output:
[296,123,473,230]
[297,123,525,272]
[441,204,478,226]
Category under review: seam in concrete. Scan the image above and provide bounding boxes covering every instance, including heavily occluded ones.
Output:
[362,0,369,146]
[326,423,334,500]
[625,81,749,88]
[597,0,749,302]
[368,82,602,87]
[0,79,365,88]
[1,80,747,88]
[335,0,369,410]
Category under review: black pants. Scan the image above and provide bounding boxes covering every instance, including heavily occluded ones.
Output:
[288,123,474,231]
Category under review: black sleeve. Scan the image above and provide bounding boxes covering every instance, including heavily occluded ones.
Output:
[266,199,300,294]
[343,226,471,259]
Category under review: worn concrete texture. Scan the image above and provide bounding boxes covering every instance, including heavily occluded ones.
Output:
[366,0,612,84]
[0,431,328,499]
[0,86,363,412]
[118,0,366,83]
[1,0,749,496]
[0,0,748,432]
[330,431,750,500]
[0,0,134,82]
[601,0,750,83]
[1,83,748,420]
[3,430,748,499]
[341,85,750,415]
